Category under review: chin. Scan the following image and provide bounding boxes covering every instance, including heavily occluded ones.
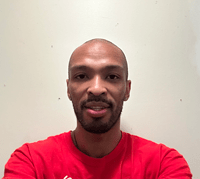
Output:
[79,116,120,134]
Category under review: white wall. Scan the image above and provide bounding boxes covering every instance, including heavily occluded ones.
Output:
[0,0,199,177]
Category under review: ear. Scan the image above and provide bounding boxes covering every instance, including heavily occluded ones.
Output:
[66,79,72,101]
[124,80,131,101]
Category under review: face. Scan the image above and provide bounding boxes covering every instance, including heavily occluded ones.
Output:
[67,42,131,134]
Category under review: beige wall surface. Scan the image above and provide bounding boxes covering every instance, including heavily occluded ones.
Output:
[0,0,200,177]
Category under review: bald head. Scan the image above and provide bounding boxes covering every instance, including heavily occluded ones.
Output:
[68,38,128,80]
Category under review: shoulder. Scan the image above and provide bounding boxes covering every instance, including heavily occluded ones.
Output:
[3,132,71,178]
[125,132,186,162]
[124,132,166,152]
[26,132,70,151]
[10,132,71,164]
[123,132,192,178]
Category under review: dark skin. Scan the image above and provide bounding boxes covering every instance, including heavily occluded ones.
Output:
[67,39,131,158]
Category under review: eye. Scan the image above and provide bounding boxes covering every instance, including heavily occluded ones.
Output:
[107,74,119,80]
[75,74,87,80]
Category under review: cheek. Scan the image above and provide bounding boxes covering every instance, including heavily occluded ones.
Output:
[111,86,126,101]
[69,85,86,102]
[117,83,126,93]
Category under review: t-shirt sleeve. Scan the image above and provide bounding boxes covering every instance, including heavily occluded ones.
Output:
[2,144,36,179]
[158,145,192,179]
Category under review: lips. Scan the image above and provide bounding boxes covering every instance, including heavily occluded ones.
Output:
[88,106,106,111]
[85,101,110,108]
[84,102,110,117]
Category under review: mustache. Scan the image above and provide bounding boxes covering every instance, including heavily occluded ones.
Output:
[81,95,113,109]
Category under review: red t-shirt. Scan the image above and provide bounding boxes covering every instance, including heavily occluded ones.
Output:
[3,131,192,179]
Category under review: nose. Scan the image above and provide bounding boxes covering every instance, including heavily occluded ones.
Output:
[87,76,107,96]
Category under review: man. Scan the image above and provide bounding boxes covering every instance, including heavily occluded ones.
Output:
[3,39,192,179]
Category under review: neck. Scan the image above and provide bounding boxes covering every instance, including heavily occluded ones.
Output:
[71,121,121,158]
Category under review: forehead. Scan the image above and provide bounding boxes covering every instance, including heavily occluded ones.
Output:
[69,42,125,71]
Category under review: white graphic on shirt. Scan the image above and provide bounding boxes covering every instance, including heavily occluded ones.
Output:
[63,175,72,179]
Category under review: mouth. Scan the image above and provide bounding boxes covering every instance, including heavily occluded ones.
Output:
[84,102,110,110]
[87,106,108,111]
[84,102,111,117]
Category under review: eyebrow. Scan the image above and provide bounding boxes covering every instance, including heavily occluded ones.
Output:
[70,65,124,72]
